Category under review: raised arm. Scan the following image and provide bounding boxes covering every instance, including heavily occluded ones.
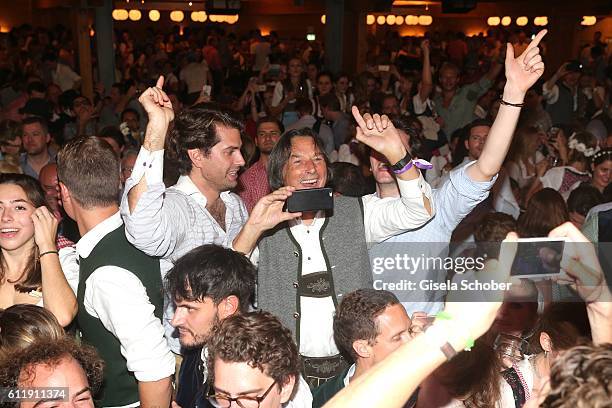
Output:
[544,63,568,93]
[417,39,433,103]
[120,76,193,257]
[352,106,435,241]
[485,57,504,82]
[468,30,547,182]
[126,76,174,213]
[549,222,612,345]
[324,234,517,408]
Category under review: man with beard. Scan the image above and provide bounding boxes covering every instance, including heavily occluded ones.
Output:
[121,77,249,355]
[167,244,255,407]
[167,244,312,408]
[19,116,56,179]
[237,118,283,213]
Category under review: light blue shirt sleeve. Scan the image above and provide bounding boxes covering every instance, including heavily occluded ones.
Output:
[432,160,498,235]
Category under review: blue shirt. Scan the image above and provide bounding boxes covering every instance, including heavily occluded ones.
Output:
[19,149,56,180]
[368,161,496,315]
[434,77,492,137]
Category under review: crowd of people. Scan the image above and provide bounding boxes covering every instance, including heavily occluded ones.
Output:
[0,20,611,408]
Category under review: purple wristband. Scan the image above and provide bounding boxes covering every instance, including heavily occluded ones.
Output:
[392,158,433,175]
[392,160,414,175]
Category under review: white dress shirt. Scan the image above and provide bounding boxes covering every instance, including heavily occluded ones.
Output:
[120,148,248,354]
[71,212,174,407]
[288,212,339,357]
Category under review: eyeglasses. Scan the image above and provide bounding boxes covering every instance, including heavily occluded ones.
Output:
[207,381,277,408]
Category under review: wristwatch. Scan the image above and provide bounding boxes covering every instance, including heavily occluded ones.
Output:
[389,150,413,172]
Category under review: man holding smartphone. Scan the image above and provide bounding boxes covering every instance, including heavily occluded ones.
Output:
[233,106,434,388]
[543,60,584,126]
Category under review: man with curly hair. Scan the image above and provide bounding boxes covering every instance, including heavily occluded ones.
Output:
[206,311,301,408]
[539,343,612,408]
[0,338,104,408]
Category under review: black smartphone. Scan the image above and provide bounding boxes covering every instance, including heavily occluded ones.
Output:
[285,188,334,213]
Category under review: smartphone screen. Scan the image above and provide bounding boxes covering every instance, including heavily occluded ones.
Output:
[203,85,212,97]
[510,238,565,279]
[378,65,390,72]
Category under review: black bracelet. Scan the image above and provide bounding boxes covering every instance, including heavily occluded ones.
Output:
[389,151,414,172]
[39,250,59,258]
[499,98,525,108]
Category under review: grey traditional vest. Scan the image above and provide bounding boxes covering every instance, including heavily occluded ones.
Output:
[256,195,373,342]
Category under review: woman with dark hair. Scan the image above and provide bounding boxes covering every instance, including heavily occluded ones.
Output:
[0,173,77,326]
[270,57,312,127]
[505,127,546,192]
[416,339,505,408]
[527,131,598,201]
[527,302,591,384]
[518,188,570,238]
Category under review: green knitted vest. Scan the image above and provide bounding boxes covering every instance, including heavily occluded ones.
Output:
[77,225,163,407]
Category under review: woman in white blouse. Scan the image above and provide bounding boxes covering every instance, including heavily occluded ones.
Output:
[0,174,76,326]
[526,131,597,202]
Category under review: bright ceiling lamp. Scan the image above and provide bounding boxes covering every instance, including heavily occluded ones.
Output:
[170,10,184,23]
[533,16,548,26]
[128,9,141,21]
[366,14,375,25]
[516,16,528,26]
[149,10,160,22]
[487,16,500,26]
[581,16,597,26]
[501,16,512,26]
[406,15,419,25]
[112,9,128,21]
[418,15,433,26]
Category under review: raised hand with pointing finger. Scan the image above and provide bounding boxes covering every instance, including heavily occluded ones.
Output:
[139,76,174,152]
[351,106,405,162]
[504,29,547,97]
[139,76,174,124]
